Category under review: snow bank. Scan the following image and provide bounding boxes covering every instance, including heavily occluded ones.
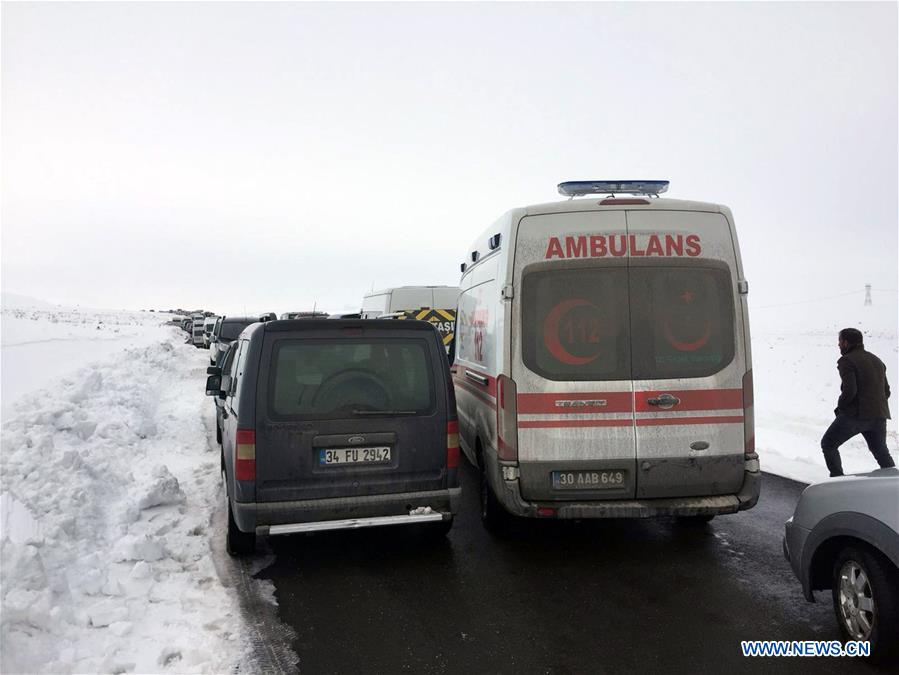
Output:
[0,332,250,673]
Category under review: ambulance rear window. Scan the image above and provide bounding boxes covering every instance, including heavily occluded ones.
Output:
[521,265,735,381]
[629,267,735,379]
[521,268,631,381]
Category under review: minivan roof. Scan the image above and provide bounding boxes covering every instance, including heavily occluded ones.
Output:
[222,315,260,323]
[264,318,441,333]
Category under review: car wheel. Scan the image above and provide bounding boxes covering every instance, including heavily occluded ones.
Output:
[479,460,510,534]
[832,546,899,664]
[216,423,222,445]
[225,486,255,556]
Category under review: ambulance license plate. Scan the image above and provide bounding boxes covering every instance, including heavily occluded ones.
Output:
[319,447,391,465]
[552,470,626,489]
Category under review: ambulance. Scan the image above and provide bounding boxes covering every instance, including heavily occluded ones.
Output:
[452,181,760,530]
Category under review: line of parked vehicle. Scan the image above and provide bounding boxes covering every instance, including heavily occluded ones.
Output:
[185,181,897,663]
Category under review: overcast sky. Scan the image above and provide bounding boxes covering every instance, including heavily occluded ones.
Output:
[2,1,897,316]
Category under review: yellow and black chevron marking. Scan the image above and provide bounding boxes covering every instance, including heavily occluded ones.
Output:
[394,308,456,345]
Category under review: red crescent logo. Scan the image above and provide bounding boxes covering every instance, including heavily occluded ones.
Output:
[543,299,601,365]
[662,319,712,351]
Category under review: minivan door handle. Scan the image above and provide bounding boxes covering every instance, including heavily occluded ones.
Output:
[647,393,681,409]
[465,370,489,386]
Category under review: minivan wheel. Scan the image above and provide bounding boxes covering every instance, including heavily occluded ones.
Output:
[832,546,899,663]
[226,492,255,556]
[479,462,510,534]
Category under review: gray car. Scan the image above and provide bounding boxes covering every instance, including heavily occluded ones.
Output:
[206,318,461,555]
[783,467,899,663]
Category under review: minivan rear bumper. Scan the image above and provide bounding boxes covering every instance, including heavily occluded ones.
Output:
[492,464,761,519]
[232,487,462,534]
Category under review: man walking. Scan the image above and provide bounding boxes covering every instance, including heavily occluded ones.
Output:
[821,328,896,476]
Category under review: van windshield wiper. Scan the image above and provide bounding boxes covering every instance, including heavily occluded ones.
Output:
[352,409,417,416]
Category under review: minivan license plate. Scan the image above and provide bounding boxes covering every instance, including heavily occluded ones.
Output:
[319,447,391,465]
[552,470,626,489]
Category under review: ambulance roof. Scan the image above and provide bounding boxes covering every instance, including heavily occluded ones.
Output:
[523,197,727,217]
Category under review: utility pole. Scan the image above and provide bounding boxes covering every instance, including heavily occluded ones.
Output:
[864,284,872,306]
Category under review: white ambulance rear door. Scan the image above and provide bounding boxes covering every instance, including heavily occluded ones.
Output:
[511,209,637,501]
[625,208,747,499]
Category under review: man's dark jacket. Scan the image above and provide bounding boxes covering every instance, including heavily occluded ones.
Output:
[836,345,891,419]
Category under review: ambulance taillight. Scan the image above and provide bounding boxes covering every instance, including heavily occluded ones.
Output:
[496,375,518,461]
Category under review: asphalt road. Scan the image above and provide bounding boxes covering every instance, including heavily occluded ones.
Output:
[245,467,889,674]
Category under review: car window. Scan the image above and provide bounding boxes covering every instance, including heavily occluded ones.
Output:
[220,342,238,372]
[629,266,735,379]
[231,340,250,411]
[521,267,631,381]
[268,339,435,419]
[227,341,243,404]
[220,321,251,340]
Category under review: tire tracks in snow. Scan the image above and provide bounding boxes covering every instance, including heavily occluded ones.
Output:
[208,501,299,674]
[203,403,298,674]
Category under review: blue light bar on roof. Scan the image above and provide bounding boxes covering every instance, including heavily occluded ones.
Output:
[558,180,669,197]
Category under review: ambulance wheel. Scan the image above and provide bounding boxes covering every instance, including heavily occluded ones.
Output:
[480,461,510,534]
[226,492,255,556]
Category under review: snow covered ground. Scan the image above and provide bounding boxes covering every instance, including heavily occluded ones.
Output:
[0,290,895,673]
[1,298,258,673]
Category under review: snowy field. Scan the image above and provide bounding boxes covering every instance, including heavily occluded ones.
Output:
[0,291,896,673]
[1,294,171,420]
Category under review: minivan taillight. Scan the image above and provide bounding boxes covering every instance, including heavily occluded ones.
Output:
[447,421,460,469]
[235,429,256,481]
[742,370,755,457]
[496,375,518,461]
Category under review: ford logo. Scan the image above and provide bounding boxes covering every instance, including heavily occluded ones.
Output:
[348,435,366,445]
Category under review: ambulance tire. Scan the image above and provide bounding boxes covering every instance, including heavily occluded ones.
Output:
[479,460,511,534]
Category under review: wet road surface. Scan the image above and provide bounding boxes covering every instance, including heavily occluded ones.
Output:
[246,467,888,674]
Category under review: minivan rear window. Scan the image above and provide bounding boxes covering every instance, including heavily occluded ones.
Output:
[521,265,734,381]
[269,339,435,419]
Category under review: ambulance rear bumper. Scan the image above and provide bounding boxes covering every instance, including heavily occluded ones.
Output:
[493,465,761,519]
